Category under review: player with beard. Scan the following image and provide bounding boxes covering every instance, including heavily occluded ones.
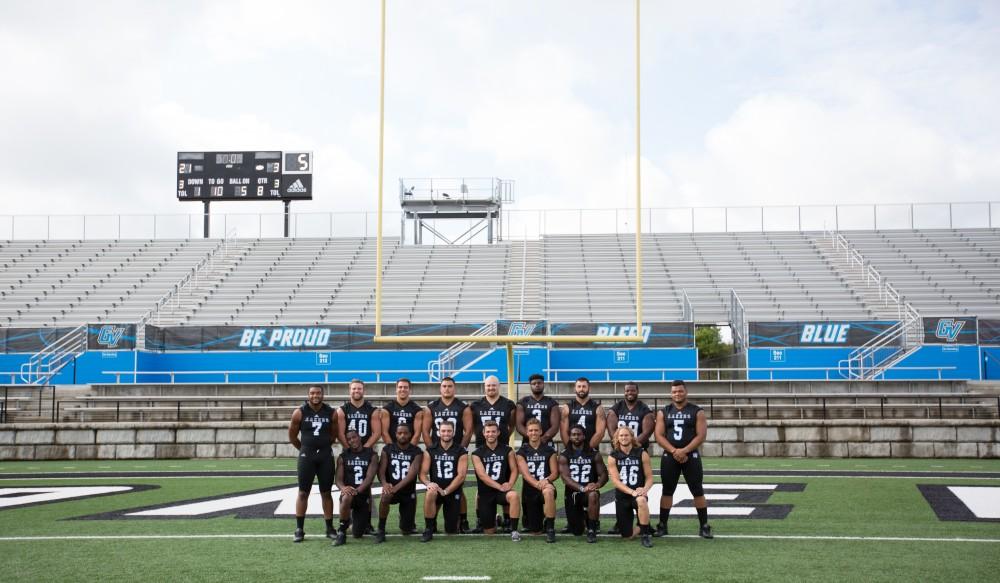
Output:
[607,426,654,548]
[332,429,377,546]
[336,379,381,448]
[471,421,522,542]
[380,378,424,445]
[287,385,336,542]
[420,420,468,542]
[605,381,654,534]
[515,373,561,445]
[560,377,606,449]
[559,425,608,543]
[423,377,473,531]
[471,375,516,446]
[515,418,559,542]
[375,424,423,543]
[654,379,713,539]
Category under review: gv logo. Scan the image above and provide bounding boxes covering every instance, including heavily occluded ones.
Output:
[934,319,965,343]
[96,326,126,348]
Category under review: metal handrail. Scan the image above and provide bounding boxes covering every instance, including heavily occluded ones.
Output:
[101,368,498,384]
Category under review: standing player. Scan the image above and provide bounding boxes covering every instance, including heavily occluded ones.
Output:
[287,385,336,542]
[375,424,423,543]
[559,425,608,543]
[607,426,654,548]
[471,375,517,446]
[419,421,468,542]
[605,381,654,534]
[337,379,382,448]
[471,421,522,541]
[332,429,377,546]
[515,418,559,542]
[381,378,424,445]
[654,379,712,539]
[423,376,473,531]
[560,377,606,450]
[515,373,561,445]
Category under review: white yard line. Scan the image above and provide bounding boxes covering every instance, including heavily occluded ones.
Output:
[422,578,492,581]
[0,534,998,543]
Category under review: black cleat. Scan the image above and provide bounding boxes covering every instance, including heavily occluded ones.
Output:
[293,528,304,543]
[332,532,347,547]
[653,523,668,538]
[365,523,375,535]
[546,529,556,543]
[420,529,433,543]
[561,526,573,534]
[374,530,386,544]
[606,526,619,535]
[641,534,653,548]
[699,524,714,539]
[325,528,336,540]
[586,529,598,544]
[459,519,471,533]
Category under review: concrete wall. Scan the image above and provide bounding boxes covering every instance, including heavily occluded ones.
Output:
[0,419,997,460]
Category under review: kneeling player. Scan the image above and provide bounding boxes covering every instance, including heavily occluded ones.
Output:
[472,420,522,541]
[420,421,468,542]
[375,424,423,543]
[607,426,654,548]
[333,429,377,546]
[559,425,607,543]
[516,418,558,542]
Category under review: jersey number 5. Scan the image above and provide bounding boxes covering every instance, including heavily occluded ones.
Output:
[672,419,684,441]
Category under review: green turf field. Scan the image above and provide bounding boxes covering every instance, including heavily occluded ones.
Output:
[2,457,999,582]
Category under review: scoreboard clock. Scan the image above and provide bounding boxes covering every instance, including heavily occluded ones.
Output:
[177,151,313,201]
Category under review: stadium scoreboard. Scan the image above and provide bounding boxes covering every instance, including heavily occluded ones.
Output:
[177,151,312,201]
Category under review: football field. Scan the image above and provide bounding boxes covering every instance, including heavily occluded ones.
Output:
[2,457,999,582]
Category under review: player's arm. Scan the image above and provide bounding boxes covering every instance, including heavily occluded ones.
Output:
[419,448,438,494]
[329,409,337,444]
[335,407,347,446]
[364,411,382,448]
[544,454,560,486]
[607,455,630,494]
[593,452,609,489]
[377,449,390,489]
[544,404,561,443]
[472,454,502,491]
[590,405,607,449]
[653,410,672,452]
[605,409,619,441]
[335,454,352,494]
[506,404,517,442]
[359,455,378,494]
[444,453,468,495]
[288,408,302,450]
[460,407,474,448]
[412,409,425,445]
[515,404,529,439]
[559,404,570,446]
[636,450,654,497]
[398,451,423,490]
[680,410,708,455]
[421,407,434,446]
[637,412,655,446]
[515,453,538,489]
[559,455,582,492]
[502,450,519,491]
[379,409,392,444]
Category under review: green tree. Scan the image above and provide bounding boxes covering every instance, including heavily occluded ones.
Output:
[695,325,731,364]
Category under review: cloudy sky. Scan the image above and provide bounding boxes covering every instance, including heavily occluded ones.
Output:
[1,0,998,235]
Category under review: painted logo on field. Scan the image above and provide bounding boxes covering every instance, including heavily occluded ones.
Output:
[918,485,1000,522]
[589,483,804,520]
[0,486,157,510]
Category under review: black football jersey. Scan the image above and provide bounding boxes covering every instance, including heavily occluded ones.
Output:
[471,396,516,445]
[561,446,599,487]
[427,398,468,445]
[516,443,556,483]
[299,403,334,451]
[662,403,703,450]
[518,395,559,436]
[473,443,512,490]
[566,399,601,443]
[384,399,422,441]
[342,401,378,442]
[383,443,422,492]
[339,447,375,488]
[611,400,653,444]
[610,447,646,489]
[427,442,466,486]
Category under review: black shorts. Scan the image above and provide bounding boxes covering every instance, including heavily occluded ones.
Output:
[297,447,334,492]
[614,490,641,537]
[477,488,510,529]
[384,487,417,533]
[564,488,593,535]
[431,484,462,534]
[521,485,555,532]
[660,452,704,497]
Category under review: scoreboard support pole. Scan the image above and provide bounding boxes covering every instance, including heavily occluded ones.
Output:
[284,201,292,238]
[203,201,210,239]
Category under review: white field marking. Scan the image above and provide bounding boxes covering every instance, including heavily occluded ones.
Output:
[0,487,133,508]
[0,534,998,543]
[422,578,492,581]
[948,487,1000,519]
[0,475,293,481]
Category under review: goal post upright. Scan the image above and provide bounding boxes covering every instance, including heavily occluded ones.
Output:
[372,0,647,396]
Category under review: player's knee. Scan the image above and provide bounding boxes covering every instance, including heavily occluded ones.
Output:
[636,496,649,509]
[543,488,555,502]
[587,491,599,504]
[297,490,310,500]
[507,491,520,505]
[341,492,354,503]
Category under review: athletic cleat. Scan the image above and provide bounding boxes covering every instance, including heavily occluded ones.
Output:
[606,526,619,535]
[653,523,668,538]
[365,523,375,535]
[699,524,714,539]
[325,528,336,540]
[459,519,471,533]
[511,530,522,542]
[641,534,653,548]
[293,529,304,543]
[586,529,598,544]
[546,529,556,543]
[561,526,573,534]
[420,529,433,543]
[332,532,347,546]
[374,530,386,544]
